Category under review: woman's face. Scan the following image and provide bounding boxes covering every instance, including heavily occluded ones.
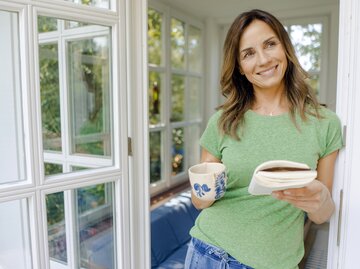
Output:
[238,19,288,92]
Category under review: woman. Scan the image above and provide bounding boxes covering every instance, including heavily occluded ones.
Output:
[185,9,343,269]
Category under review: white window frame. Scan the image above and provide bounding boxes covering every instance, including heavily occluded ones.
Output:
[0,1,135,269]
[148,1,204,196]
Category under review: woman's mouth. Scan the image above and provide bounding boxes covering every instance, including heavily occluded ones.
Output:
[257,65,278,76]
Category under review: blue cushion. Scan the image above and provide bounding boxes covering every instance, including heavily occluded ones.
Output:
[156,242,190,269]
[151,208,180,267]
[177,192,200,221]
[151,190,200,269]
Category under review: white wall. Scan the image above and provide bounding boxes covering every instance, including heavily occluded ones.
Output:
[0,11,26,184]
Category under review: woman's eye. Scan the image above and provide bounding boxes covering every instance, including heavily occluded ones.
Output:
[265,41,277,48]
[243,51,254,59]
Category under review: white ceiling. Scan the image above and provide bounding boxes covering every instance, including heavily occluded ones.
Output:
[156,0,338,24]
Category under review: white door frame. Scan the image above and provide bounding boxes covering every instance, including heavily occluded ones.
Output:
[328,0,360,268]
[126,0,151,268]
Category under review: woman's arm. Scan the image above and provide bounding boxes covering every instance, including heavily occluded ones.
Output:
[191,148,221,210]
[272,150,339,224]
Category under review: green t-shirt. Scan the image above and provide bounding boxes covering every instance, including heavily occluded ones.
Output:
[190,107,343,269]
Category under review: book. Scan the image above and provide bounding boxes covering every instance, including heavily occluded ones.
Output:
[248,160,317,195]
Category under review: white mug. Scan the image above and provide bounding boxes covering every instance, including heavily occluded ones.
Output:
[188,162,227,201]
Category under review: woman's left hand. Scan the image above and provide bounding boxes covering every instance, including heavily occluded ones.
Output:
[271,180,330,214]
[271,150,339,224]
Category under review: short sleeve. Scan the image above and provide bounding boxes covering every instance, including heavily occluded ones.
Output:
[320,110,344,158]
[199,111,222,160]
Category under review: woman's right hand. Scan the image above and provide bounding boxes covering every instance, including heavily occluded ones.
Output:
[191,148,223,210]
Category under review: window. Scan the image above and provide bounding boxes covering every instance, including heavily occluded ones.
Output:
[148,5,203,195]
[38,16,113,175]
[283,18,327,103]
[0,1,129,269]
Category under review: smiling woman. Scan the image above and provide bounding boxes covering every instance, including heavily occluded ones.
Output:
[185,9,343,269]
[238,20,288,105]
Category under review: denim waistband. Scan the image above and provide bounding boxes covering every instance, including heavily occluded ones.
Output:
[191,237,253,269]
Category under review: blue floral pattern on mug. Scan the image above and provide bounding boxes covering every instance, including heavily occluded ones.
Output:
[215,171,226,200]
[193,183,212,198]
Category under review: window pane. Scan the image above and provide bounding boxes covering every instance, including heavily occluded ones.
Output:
[188,26,202,72]
[64,20,91,29]
[76,183,115,269]
[64,0,110,9]
[187,125,201,167]
[38,16,58,33]
[67,35,112,157]
[47,192,67,264]
[306,74,320,96]
[289,24,322,72]
[188,77,201,120]
[170,75,185,122]
[46,183,116,269]
[0,10,26,185]
[39,43,62,152]
[44,163,63,176]
[149,131,162,183]
[148,8,163,66]
[171,18,185,69]
[149,71,163,125]
[0,199,32,269]
[172,128,184,175]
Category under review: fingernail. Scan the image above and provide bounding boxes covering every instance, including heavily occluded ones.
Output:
[283,191,291,195]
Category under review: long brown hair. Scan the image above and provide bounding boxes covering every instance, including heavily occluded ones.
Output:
[218,9,320,140]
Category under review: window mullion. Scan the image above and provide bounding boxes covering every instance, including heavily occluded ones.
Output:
[59,20,71,174]
[64,190,77,268]
[163,7,172,188]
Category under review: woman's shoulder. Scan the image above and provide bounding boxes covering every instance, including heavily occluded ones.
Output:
[307,105,340,121]
[306,105,341,130]
[207,109,223,124]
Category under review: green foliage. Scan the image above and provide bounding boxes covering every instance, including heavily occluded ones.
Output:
[39,44,62,151]
[149,71,161,124]
[148,8,162,65]
[46,192,65,226]
[44,163,63,176]
[172,128,184,175]
[170,75,184,122]
[38,16,57,33]
[171,18,185,69]
[77,184,106,214]
[150,132,161,183]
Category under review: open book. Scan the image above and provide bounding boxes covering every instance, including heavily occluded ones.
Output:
[248,160,317,195]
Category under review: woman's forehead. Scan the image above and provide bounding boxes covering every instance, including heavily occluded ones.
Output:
[239,20,277,48]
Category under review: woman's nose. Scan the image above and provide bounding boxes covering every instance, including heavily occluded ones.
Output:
[256,50,270,65]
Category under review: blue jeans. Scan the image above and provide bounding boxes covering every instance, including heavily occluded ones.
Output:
[184,237,254,269]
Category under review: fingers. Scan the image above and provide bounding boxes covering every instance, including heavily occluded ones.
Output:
[271,182,329,213]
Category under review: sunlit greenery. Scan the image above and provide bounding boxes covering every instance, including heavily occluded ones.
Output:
[148,8,162,66]
[188,25,202,72]
[149,71,162,124]
[77,184,106,214]
[44,163,63,176]
[38,16,58,33]
[39,43,62,152]
[170,75,185,122]
[172,128,184,175]
[149,132,161,183]
[287,23,322,95]
[171,18,185,69]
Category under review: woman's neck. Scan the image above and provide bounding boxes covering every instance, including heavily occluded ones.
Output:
[252,87,289,116]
